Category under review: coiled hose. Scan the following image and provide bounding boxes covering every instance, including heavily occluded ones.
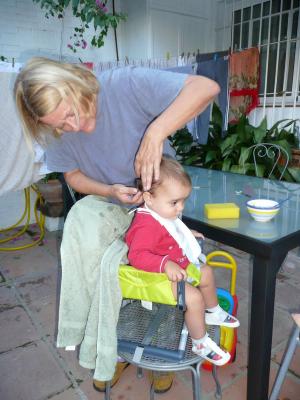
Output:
[0,185,45,251]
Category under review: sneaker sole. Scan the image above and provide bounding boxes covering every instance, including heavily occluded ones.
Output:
[205,320,240,328]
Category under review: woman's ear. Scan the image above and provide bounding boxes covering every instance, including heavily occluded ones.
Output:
[143,191,152,206]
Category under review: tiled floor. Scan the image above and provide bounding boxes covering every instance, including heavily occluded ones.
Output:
[0,223,299,400]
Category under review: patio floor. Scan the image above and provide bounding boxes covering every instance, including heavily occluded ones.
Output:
[0,223,299,400]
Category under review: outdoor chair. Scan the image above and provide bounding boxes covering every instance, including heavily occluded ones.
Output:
[242,143,289,180]
[269,313,300,400]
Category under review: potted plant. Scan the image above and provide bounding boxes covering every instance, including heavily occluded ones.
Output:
[35,172,64,217]
[169,103,300,183]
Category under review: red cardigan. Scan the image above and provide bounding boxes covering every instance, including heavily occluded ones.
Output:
[125,210,190,273]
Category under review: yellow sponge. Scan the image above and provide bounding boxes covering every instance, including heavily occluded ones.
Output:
[204,203,240,219]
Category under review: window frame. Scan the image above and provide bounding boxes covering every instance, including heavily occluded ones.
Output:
[231,0,300,106]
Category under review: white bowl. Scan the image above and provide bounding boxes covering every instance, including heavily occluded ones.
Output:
[246,199,280,222]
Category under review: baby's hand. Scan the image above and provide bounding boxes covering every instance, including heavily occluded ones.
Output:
[164,261,187,282]
[191,229,204,239]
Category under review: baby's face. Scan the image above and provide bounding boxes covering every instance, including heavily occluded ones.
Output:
[147,179,191,220]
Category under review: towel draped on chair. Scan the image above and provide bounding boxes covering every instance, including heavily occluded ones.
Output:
[56,195,133,380]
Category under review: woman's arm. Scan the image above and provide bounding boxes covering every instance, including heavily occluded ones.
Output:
[64,169,142,205]
[135,75,220,190]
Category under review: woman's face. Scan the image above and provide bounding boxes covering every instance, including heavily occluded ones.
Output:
[40,98,96,133]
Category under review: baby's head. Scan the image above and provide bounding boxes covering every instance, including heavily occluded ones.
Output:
[141,157,192,220]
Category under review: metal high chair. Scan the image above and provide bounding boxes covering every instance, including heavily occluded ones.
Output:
[112,278,222,400]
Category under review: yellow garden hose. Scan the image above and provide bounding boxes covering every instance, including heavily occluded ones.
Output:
[0,185,45,251]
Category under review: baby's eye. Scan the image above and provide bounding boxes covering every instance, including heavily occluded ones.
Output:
[172,201,178,206]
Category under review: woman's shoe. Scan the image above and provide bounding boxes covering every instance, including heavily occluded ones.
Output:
[93,362,130,392]
[192,335,231,366]
[149,371,174,393]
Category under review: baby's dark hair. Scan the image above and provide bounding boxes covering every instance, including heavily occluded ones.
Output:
[137,157,192,193]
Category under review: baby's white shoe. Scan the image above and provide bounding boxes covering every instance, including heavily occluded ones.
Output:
[205,308,240,328]
[192,333,231,366]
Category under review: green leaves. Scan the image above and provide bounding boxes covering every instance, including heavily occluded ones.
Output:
[33,0,127,51]
[170,102,299,183]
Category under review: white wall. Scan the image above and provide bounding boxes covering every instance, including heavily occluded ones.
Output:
[119,0,217,59]
[0,0,121,63]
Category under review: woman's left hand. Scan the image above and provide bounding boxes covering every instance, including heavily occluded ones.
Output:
[134,131,163,192]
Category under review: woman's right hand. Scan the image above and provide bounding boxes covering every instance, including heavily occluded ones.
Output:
[110,184,143,205]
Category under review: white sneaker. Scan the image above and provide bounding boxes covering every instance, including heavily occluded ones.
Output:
[192,335,231,366]
[205,308,240,328]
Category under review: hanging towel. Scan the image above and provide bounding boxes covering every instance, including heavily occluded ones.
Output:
[229,47,260,123]
[0,71,42,195]
[56,195,133,381]
[196,57,229,144]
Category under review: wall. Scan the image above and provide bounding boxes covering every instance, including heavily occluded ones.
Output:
[119,0,217,59]
[0,0,218,63]
[0,0,121,63]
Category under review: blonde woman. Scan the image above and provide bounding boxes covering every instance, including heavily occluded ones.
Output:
[14,57,220,393]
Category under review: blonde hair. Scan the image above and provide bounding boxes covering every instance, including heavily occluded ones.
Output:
[14,57,99,145]
[137,157,192,193]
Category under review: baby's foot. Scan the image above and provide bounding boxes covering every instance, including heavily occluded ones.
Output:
[192,334,230,366]
[205,308,240,328]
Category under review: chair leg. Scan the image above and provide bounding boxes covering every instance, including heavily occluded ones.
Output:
[269,325,300,400]
[149,381,155,400]
[212,365,222,399]
[104,381,111,400]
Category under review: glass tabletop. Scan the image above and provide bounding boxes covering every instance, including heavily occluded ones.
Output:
[183,166,300,243]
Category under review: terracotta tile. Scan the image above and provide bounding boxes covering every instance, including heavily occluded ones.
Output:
[0,245,58,279]
[47,387,81,400]
[0,341,70,400]
[0,306,39,352]
[0,284,19,307]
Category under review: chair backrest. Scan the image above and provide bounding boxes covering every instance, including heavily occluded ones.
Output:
[242,143,289,180]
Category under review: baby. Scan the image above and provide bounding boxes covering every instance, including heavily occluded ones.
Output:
[125,157,239,365]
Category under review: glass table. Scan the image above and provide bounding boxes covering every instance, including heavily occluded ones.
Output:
[182,166,300,400]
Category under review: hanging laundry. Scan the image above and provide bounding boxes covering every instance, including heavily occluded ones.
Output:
[229,47,260,123]
[195,57,229,144]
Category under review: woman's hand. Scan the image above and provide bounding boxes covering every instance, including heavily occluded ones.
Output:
[110,184,143,205]
[164,261,187,282]
[134,131,164,191]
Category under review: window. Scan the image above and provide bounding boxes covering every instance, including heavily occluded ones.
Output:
[232,0,300,102]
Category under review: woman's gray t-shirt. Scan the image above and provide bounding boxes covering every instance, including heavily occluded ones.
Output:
[45,66,187,187]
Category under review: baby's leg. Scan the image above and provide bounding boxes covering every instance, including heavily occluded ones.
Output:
[171,281,230,366]
[198,264,218,308]
[199,265,240,328]
[171,281,206,339]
